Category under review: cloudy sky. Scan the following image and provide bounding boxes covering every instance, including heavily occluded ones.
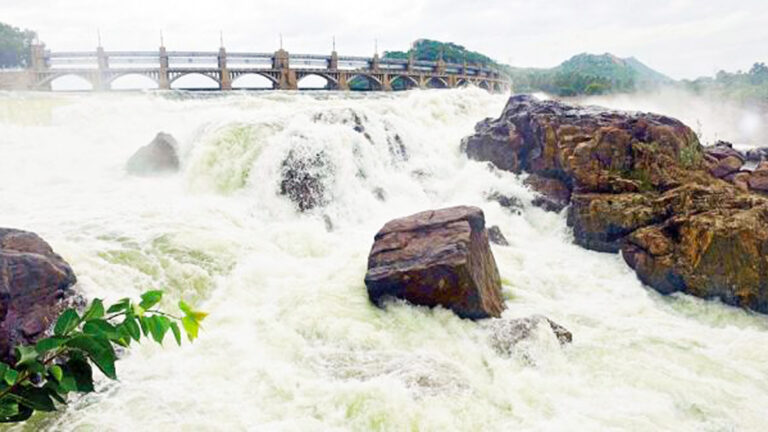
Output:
[2,0,766,79]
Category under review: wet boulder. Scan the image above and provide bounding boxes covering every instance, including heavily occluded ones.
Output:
[126,132,180,176]
[364,206,505,319]
[0,229,77,362]
[279,149,333,212]
[462,95,768,313]
[488,225,509,246]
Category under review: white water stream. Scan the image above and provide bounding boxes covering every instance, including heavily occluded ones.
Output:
[0,89,767,431]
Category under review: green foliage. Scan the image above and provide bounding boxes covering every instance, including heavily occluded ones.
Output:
[0,291,207,423]
[383,39,496,67]
[507,53,672,96]
[681,62,768,106]
[0,22,37,69]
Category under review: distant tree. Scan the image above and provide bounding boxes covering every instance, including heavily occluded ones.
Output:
[0,22,37,69]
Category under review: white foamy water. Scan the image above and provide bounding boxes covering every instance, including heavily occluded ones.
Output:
[0,89,767,431]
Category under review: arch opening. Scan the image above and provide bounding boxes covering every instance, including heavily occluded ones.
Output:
[110,73,158,90]
[49,74,93,91]
[232,73,275,89]
[298,74,334,90]
[171,73,219,90]
[348,74,382,91]
[478,81,490,91]
[390,75,418,91]
[425,77,448,89]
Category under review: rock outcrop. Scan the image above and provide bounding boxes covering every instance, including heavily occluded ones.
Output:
[0,229,77,362]
[126,132,180,176]
[462,95,768,313]
[488,225,509,246]
[280,149,333,212]
[364,206,505,319]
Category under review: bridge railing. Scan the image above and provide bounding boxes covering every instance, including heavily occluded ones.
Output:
[37,47,507,84]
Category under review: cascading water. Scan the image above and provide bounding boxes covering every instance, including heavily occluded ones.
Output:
[1,89,767,431]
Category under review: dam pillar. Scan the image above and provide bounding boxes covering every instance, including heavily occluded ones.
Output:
[218,47,231,90]
[337,73,349,91]
[273,49,297,90]
[30,43,50,90]
[382,74,392,91]
[329,50,338,70]
[158,46,170,89]
[94,46,110,91]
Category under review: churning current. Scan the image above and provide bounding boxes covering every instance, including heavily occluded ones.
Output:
[0,89,767,431]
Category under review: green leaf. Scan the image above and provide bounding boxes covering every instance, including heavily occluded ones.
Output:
[139,290,164,310]
[0,398,19,418]
[179,300,192,316]
[4,369,18,386]
[181,316,199,342]
[114,325,132,347]
[54,309,81,337]
[123,317,141,341]
[138,316,150,337]
[0,403,32,423]
[82,299,105,321]
[14,345,39,367]
[35,337,66,355]
[83,320,119,340]
[49,365,63,382]
[147,316,171,344]
[170,322,182,346]
[106,298,130,314]
[65,335,117,380]
[9,387,56,412]
[59,358,93,393]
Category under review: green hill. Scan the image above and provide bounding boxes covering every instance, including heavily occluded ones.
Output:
[383,39,498,67]
[508,53,672,96]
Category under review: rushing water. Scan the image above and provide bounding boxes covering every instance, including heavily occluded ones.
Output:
[1,89,767,431]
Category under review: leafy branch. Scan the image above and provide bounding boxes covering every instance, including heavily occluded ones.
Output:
[0,290,207,423]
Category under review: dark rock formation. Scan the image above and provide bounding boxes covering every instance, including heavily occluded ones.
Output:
[524,174,571,212]
[487,192,522,214]
[488,225,509,246]
[0,229,77,362]
[279,149,333,212]
[126,132,180,176]
[462,95,768,313]
[364,206,505,319]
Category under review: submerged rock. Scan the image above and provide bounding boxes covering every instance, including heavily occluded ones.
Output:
[126,132,180,176]
[279,149,333,212]
[486,315,572,357]
[488,225,509,246]
[0,229,77,362]
[364,206,505,319]
[462,95,768,313]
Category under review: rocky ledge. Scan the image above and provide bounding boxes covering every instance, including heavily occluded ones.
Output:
[462,95,768,313]
[0,229,77,362]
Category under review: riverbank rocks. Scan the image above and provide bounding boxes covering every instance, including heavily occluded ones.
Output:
[461,95,768,313]
[0,229,77,362]
[126,132,180,175]
[364,206,505,319]
[488,225,509,246]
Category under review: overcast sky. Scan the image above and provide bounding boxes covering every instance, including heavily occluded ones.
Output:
[1,0,766,79]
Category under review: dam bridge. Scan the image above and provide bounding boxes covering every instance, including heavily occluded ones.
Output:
[0,43,511,92]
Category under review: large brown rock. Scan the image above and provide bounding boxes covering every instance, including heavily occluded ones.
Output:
[0,229,77,362]
[364,206,505,319]
[462,95,768,313]
[126,132,180,176]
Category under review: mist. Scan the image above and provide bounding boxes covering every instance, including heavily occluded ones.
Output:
[569,87,768,149]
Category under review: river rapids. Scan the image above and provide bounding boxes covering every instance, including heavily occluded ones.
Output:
[0,88,767,431]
